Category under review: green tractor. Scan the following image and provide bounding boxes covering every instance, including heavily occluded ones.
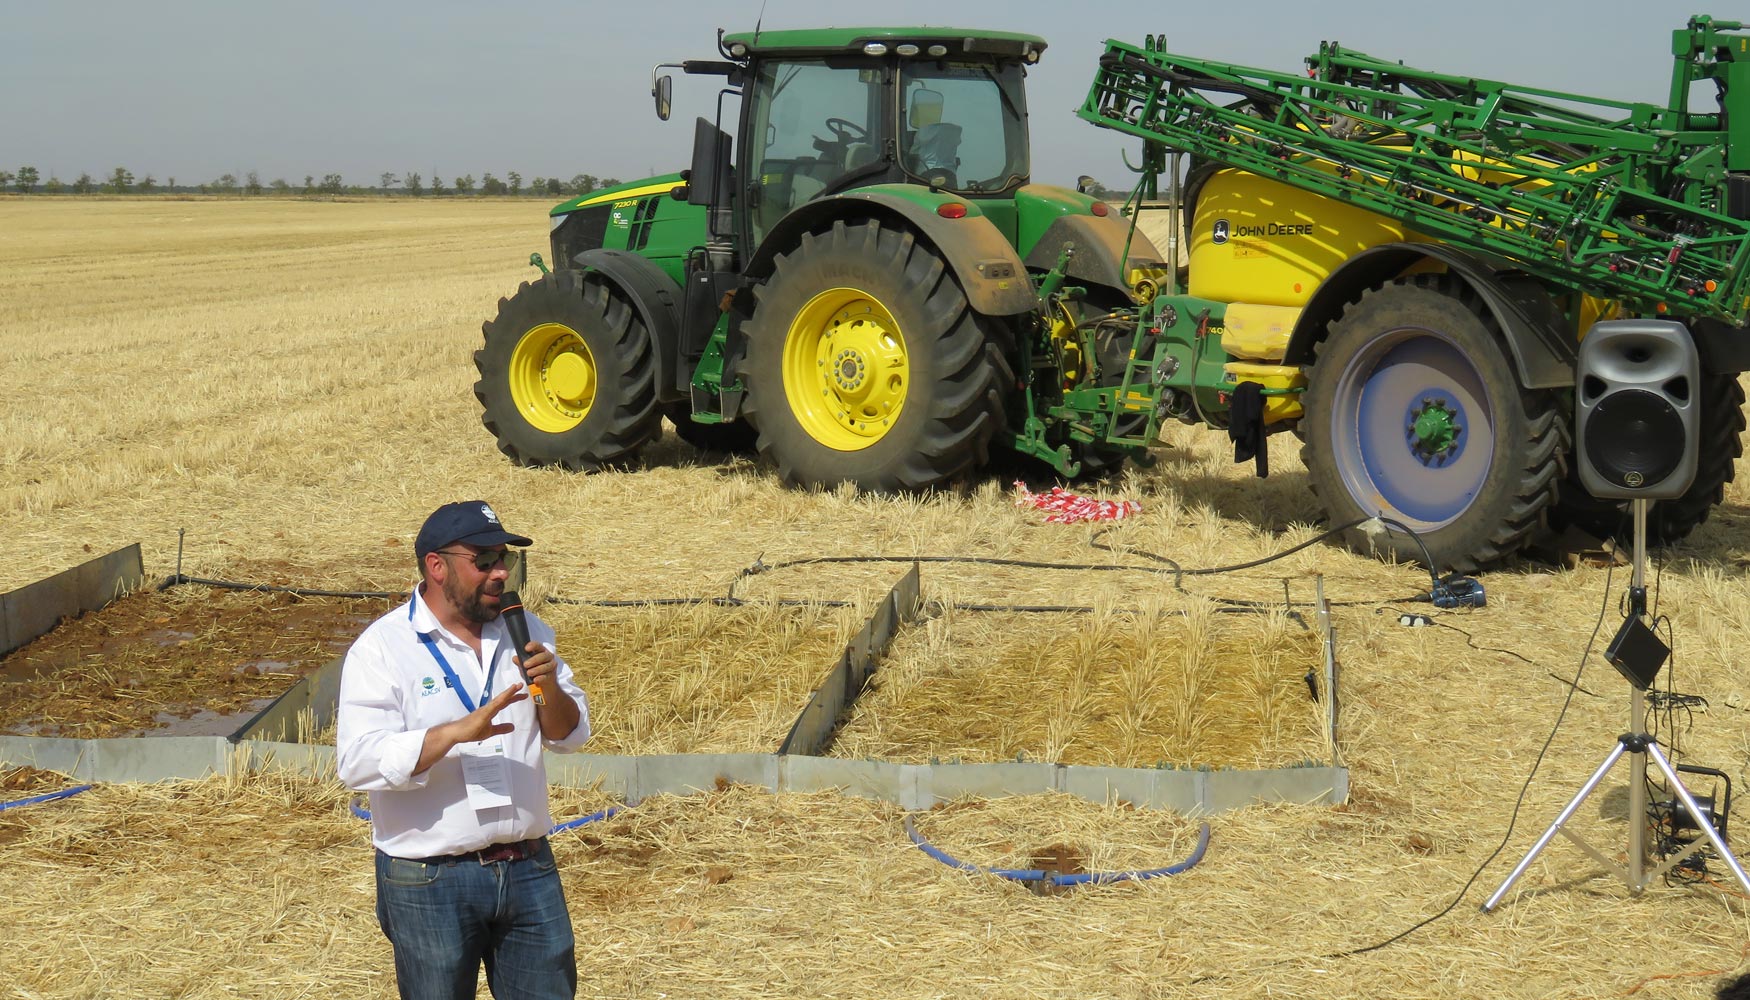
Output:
[475,27,1168,491]
[479,20,1750,574]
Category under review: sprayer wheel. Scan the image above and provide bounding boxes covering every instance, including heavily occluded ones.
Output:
[1300,274,1564,572]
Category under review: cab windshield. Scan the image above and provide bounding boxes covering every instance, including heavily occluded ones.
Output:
[744,58,887,242]
[898,61,1029,194]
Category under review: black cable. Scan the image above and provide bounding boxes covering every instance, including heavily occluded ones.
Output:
[1089,514,1439,587]
[162,514,1440,620]
[1324,553,1619,958]
[1374,606,1603,700]
[732,515,1436,611]
[544,593,1278,618]
[159,574,404,600]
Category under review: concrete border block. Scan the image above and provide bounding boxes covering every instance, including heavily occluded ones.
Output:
[925,762,1061,804]
[231,655,345,744]
[90,736,231,782]
[1,734,1348,816]
[1201,766,1346,811]
[1061,765,1205,813]
[547,753,639,800]
[246,740,336,777]
[780,754,911,803]
[628,753,780,802]
[0,736,93,778]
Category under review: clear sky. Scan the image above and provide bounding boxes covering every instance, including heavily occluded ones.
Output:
[0,0,1722,191]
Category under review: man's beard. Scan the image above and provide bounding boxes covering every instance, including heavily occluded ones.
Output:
[444,571,501,625]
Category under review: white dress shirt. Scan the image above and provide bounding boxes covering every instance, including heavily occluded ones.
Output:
[336,585,591,859]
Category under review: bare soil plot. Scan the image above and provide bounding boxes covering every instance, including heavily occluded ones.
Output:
[0,587,387,738]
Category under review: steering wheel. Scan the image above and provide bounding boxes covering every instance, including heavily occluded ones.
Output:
[823,117,868,143]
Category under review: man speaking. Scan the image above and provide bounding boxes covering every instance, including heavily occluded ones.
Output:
[337,501,590,999]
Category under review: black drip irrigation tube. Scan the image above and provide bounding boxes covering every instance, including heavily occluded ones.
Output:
[154,513,1442,616]
[903,814,1211,888]
[349,796,622,835]
[0,785,93,812]
[158,574,406,600]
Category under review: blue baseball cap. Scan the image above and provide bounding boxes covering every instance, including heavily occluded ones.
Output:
[414,501,532,559]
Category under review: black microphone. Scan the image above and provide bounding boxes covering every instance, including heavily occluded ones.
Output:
[497,591,545,706]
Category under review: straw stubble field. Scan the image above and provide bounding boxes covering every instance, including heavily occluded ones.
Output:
[5,197,1750,998]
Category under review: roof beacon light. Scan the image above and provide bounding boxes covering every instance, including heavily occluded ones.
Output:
[864,42,889,56]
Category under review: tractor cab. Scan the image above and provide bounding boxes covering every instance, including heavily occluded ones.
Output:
[656,28,1044,249]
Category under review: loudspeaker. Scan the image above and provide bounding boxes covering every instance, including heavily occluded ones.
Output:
[1574,319,1700,500]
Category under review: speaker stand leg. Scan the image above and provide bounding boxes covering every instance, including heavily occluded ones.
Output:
[1482,738,1630,912]
[1643,740,1750,895]
[1482,728,1750,911]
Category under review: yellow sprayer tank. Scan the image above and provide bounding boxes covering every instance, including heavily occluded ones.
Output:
[1189,168,1423,308]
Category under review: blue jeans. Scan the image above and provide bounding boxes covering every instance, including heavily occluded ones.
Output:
[374,840,576,1000]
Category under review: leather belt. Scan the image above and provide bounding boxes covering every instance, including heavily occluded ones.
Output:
[418,836,546,866]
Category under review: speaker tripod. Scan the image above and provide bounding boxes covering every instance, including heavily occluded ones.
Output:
[1482,500,1750,912]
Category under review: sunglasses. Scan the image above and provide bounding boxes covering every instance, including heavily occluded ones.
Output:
[433,548,511,572]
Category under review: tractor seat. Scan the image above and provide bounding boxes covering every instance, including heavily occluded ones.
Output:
[844,142,877,172]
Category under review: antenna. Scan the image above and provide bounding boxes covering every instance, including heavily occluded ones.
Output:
[754,0,767,42]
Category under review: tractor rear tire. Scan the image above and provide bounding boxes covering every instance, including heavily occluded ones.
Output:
[1551,372,1745,544]
[1300,275,1565,573]
[474,270,661,470]
[740,219,1011,491]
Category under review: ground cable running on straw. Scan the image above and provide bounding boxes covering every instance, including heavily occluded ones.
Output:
[350,796,621,834]
[902,814,1210,888]
[0,785,93,812]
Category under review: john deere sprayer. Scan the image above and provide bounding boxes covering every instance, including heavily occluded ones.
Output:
[476,19,1750,572]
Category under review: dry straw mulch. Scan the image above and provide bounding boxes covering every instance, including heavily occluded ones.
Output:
[9,200,1750,998]
[833,598,1325,768]
[2,769,1748,999]
[545,600,862,754]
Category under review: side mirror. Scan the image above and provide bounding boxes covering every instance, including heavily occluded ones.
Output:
[654,75,673,121]
[1076,175,1098,195]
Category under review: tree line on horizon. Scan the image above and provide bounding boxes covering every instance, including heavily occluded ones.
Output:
[0,166,626,197]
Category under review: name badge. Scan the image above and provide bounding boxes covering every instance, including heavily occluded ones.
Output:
[460,738,513,811]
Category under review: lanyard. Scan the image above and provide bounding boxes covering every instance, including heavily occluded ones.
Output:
[413,588,504,711]
[418,633,498,713]
[409,594,499,713]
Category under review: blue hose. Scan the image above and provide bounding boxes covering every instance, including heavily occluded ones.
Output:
[0,784,93,812]
[549,806,621,832]
[903,814,1210,887]
[349,795,620,834]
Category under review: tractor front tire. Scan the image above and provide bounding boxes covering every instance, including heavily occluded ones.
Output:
[474,270,661,470]
[740,220,1011,491]
[1300,275,1565,573]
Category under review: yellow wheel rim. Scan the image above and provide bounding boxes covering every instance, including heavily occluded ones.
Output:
[782,287,908,451]
[510,322,597,433]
